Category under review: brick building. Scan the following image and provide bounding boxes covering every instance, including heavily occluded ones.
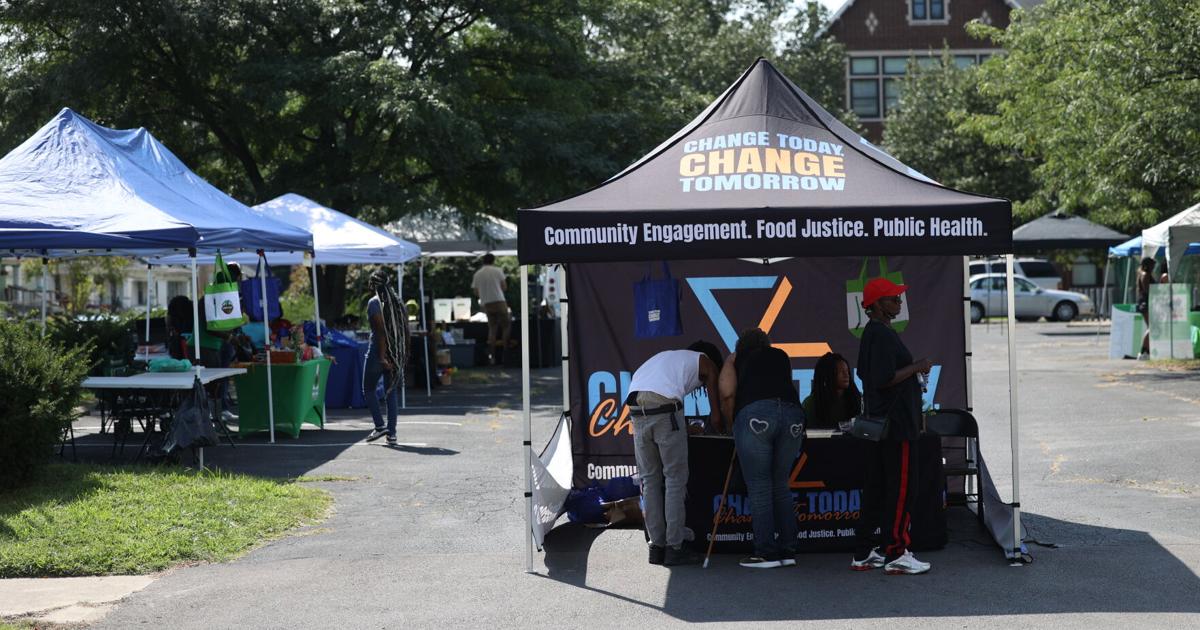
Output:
[823,0,1043,140]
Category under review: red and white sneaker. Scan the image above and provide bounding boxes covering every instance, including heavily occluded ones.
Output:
[849,548,886,571]
[884,551,931,575]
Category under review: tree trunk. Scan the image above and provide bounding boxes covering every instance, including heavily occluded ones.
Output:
[318,266,348,323]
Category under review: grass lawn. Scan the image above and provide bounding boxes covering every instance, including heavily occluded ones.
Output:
[0,463,331,578]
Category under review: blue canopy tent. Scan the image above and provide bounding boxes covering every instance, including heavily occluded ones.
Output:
[0,108,314,447]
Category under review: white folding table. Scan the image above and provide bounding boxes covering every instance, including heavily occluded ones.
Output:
[81,368,246,468]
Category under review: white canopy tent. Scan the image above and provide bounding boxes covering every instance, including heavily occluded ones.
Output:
[388,207,517,257]
[150,193,431,405]
[1143,202,1200,272]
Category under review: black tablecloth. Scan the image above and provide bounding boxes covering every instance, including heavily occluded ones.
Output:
[684,432,945,554]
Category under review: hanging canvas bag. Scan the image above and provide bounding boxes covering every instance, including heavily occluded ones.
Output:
[846,256,910,338]
[242,254,282,322]
[204,252,247,331]
[633,261,683,338]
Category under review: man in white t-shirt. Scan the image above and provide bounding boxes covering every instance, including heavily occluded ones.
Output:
[471,253,509,365]
[626,340,724,566]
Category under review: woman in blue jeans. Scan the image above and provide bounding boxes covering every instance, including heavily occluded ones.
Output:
[718,328,804,568]
[362,270,409,445]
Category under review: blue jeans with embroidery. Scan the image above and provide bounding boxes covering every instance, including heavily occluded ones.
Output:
[733,398,805,560]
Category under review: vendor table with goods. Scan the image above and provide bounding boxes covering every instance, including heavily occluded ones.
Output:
[684,431,946,555]
[233,358,331,438]
[81,368,245,459]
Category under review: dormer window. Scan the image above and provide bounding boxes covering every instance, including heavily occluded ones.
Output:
[909,0,949,24]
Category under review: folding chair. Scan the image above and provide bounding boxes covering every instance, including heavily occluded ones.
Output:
[925,408,983,525]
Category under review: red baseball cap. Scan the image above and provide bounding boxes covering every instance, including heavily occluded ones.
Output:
[862,277,908,308]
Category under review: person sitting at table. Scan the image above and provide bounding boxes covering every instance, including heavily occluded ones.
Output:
[166,295,194,361]
[802,352,862,431]
[717,327,804,569]
[364,270,410,446]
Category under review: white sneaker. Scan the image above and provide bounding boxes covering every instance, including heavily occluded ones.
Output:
[849,547,886,571]
[884,551,931,575]
[221,410,238,423]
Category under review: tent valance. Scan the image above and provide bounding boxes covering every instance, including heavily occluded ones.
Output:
[518,59,1012,264]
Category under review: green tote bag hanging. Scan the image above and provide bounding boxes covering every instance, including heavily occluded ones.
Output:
[204,252,247,332]
[846,256,910,338]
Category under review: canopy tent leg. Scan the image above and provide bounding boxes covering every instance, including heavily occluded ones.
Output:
[259,251,276,444]
[398,265,407,408]
[39,257,48,336]
[310,253,324,428]
[558,264,569,415]
[190,250,204,470]
[520,264,533,573]
[190,252,201,365]
[145,264,153,357]
[1098,256,1111,345]
[1004,255,1023,562]
[419,258,431,400]
[962,256,975,500]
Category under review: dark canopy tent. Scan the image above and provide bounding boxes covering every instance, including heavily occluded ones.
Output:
[519,60,1010,264]
[516,59,1020,571]
[1012,210,1128,252]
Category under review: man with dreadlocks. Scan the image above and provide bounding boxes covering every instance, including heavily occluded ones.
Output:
[364,270,410,445]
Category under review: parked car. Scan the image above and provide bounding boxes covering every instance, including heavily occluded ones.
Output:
[968,273,1095,323]
[968,258,1063,290]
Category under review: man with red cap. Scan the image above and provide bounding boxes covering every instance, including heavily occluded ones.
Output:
[850,277,934,575]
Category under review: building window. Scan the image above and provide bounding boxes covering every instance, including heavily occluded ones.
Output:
[167,281,187,300]
[847,52,999,120]
[908,0,949,24]
[135,280,147,307]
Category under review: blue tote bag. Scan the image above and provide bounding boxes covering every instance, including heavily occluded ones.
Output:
[633,262,683,338]
[242,255,283,322]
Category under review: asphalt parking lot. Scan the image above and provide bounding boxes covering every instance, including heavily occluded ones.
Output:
[83,321,1200,629]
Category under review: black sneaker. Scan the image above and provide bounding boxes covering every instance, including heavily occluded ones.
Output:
[366,428,388,442]
[739,556,782,569]
[386,435,398,446]
[648,545,665,565]
[664,545,703,566]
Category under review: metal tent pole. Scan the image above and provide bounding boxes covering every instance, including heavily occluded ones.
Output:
[39,257,48,336]
[310,252,324,428]
[1004,254,1022,562]
[398,265,407,408]
[190,250,205,471]
[1098,256,1111,345]
[520,264,533,573]
[145,264,154,355]
[190,251,201,365]
[419,258,431,399]
[259,251,276,443]
[558,264,569,415]
[962,256,976,499]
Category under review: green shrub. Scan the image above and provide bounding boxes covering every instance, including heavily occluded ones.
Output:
[0,319,90,490]
[45,313,136,376]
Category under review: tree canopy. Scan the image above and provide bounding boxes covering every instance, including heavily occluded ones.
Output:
[969,0,1200,230]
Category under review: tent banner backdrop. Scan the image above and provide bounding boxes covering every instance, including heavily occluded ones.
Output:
[567,255,966,487]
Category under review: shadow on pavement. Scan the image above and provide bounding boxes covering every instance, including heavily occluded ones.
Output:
[539,508,1200,621]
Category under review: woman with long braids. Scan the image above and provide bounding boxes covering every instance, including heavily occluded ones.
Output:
[364,269,410,445]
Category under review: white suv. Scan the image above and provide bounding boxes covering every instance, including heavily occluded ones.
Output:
[968,258,1062,290]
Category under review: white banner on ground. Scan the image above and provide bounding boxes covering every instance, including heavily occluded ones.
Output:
[531,412,572,550]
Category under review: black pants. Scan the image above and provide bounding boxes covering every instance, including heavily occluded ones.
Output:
[854,438,920,561]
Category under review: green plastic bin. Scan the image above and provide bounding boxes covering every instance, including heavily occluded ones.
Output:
[234,358,331,438]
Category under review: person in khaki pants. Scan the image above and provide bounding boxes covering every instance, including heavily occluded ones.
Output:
[472,253,510,365]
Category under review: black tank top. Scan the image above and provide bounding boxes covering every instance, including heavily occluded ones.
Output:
[734,346,799,417]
